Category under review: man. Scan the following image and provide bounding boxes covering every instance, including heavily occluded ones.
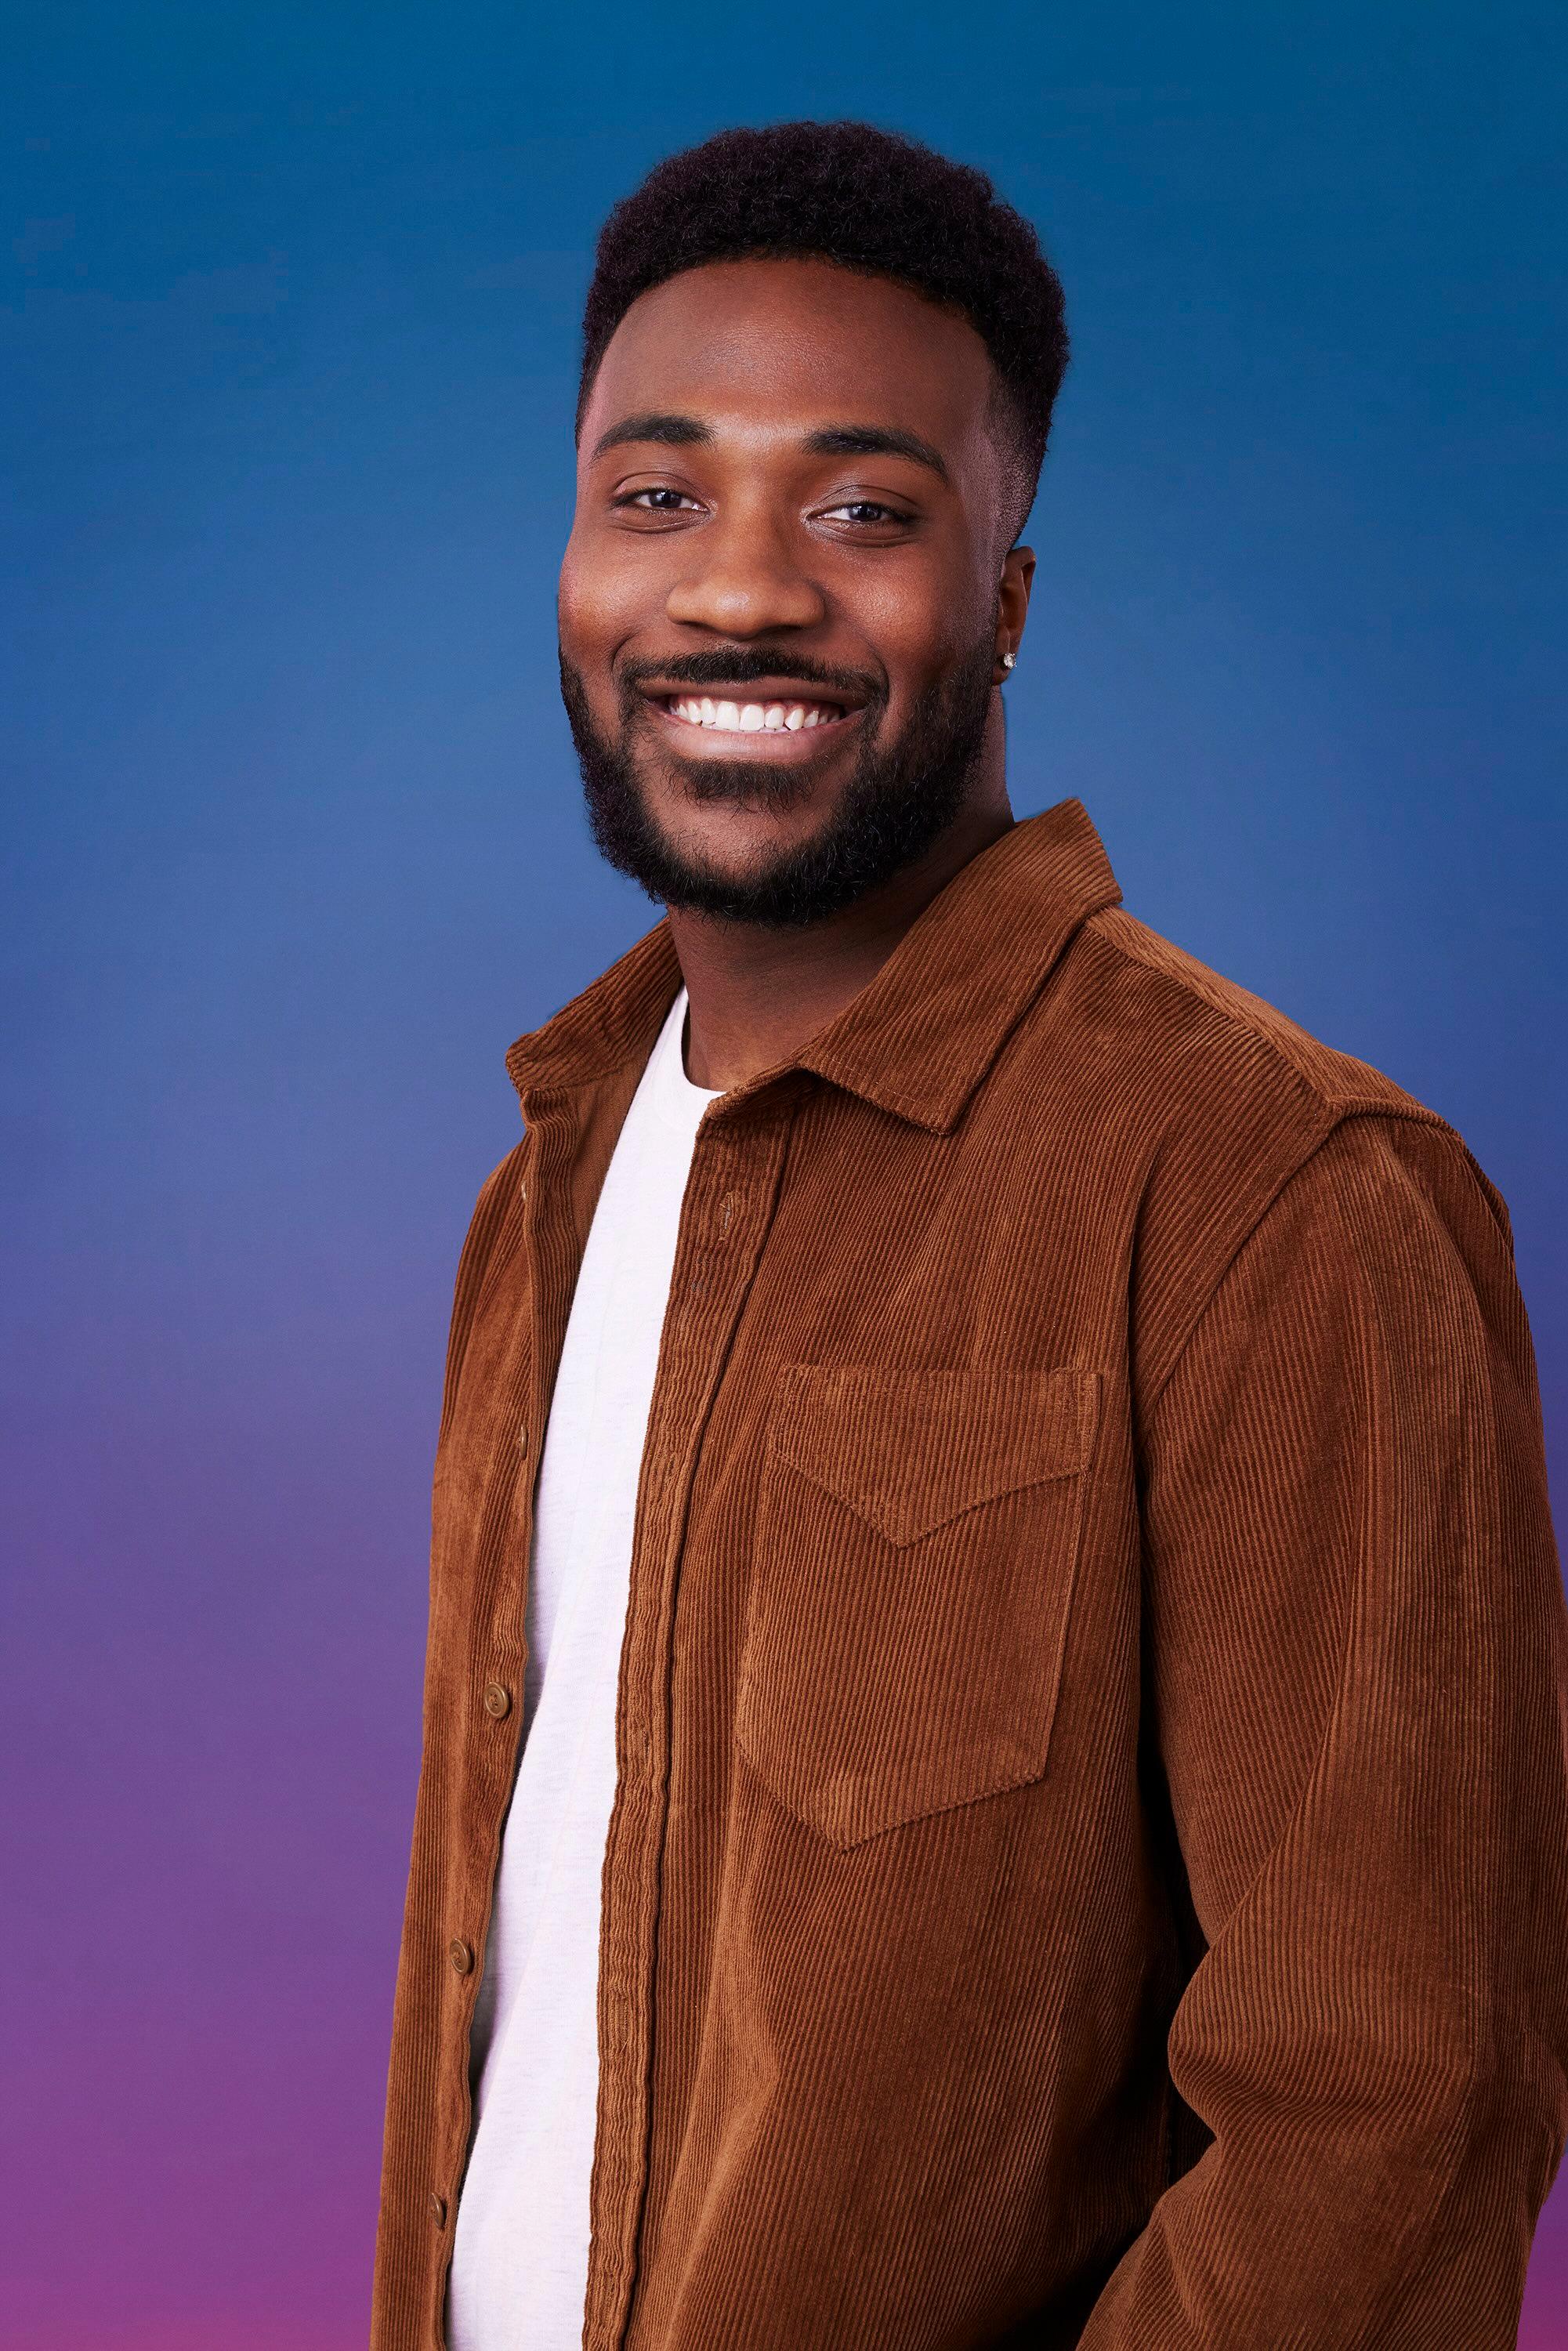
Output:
[372,121,1568,2350]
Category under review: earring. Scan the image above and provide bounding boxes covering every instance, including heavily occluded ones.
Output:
[1000,650,1016,671]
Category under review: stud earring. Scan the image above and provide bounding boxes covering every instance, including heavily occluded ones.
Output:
[1000,650,1016,671]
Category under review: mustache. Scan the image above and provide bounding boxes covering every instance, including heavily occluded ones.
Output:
[618,648,885,705]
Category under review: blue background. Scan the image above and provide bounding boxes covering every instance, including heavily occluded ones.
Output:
[3,4,1563,2343]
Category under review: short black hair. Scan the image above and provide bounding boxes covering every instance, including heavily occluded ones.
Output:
[578,120,1069,539]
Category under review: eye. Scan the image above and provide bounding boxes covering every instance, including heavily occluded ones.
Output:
[616,487,703,513]
[817,498,914,529]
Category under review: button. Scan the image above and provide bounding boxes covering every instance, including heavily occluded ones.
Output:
[518,1422,531,1455]
[483,1681,512,1720]
[429,2191,448,2228]
[449,1938,474,1976]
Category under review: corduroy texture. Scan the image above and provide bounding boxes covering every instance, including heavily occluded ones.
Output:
[371,799,1568,2349]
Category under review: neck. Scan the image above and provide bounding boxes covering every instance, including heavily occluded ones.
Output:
[671,778,1014,1093]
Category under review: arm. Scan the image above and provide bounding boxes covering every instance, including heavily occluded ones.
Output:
[1084,1114,1568,2348]
[372,1140,527,2337]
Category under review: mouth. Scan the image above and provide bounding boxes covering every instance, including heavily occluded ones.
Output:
[636,679,867,759]
[661,690,852,734]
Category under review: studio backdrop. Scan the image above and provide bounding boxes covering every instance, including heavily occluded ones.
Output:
[2,5,1563,2346]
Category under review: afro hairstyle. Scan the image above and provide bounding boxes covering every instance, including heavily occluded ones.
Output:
[577,120,1069,542]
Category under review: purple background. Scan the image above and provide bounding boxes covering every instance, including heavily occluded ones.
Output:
[3,5,1563,2344]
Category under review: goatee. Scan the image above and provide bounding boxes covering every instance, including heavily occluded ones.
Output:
[559,633,998,928]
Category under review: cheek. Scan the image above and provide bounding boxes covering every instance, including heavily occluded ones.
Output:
[556,532,604,655]
[557,524,648,658]
[848,549,987,686]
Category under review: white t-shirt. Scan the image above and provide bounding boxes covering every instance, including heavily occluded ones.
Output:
[447,987,719,2351]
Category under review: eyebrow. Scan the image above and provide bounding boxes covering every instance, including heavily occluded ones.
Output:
[589,412,951,483]
[591,411,711,460]
[802,425,950,483]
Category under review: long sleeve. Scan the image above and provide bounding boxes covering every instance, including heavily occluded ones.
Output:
[1084,1113,1568,2348]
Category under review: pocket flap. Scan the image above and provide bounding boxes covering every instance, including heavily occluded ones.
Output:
[766,1364,1100,1549]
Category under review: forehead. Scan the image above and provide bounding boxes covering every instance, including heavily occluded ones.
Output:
[580,255,1001,462]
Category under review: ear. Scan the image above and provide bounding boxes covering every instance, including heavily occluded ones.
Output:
[994,544,1036,682]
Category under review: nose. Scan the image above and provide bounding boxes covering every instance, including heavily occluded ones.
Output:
[664,508,827,638]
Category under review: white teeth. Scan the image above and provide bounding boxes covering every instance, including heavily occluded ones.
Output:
[664,692,843,731]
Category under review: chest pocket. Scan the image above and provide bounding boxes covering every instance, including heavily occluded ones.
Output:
[734,1364,1100,1850]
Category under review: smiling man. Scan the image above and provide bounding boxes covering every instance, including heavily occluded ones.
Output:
[371,122,1568,2351]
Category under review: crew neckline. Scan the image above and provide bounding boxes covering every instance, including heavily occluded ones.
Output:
[645,987,721,1132]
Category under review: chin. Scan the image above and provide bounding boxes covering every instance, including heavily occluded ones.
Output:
[655,747,840,821]
[648,763,837,852]
[672,800,824,863]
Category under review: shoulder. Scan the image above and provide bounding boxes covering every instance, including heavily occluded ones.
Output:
[461,1137,531,1265]
[435,1136,529,1408]
[1041,907,1509,1403]
[1076,904,1434,1128]
[1076,905,1511,1233]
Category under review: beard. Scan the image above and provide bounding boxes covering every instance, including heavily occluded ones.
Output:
[558,629,998,928]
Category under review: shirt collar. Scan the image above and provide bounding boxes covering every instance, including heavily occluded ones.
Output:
[505,798,1121,1134]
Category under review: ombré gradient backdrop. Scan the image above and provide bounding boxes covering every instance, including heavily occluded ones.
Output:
[3,4,1563,2345]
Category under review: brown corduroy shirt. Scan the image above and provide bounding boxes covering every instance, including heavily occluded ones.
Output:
[373,799,1568,2349]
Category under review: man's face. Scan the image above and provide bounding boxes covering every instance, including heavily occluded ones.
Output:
[558,255,1034,924]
